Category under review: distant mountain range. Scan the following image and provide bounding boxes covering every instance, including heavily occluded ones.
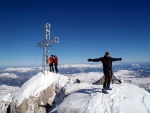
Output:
[0,62,150,87]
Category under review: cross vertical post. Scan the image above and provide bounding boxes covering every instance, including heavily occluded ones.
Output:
[37,23,59,74]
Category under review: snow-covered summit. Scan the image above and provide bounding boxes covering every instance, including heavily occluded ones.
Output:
[57,83,150,113]
[1,69,150,113]
[12,71,69,107]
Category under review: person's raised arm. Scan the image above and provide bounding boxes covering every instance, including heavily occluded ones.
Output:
[88,57,102,62]
[111,58,122,61]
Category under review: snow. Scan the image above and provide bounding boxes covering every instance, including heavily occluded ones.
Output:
[1,66,150,113]
[12,71,69,107]
[53,70,150,113]
[13,72,55,106]
[3,67,38,72]
[59,64,103,68]
[57,83,150,113]
[120,84,150,113]
[0,85,19,102]
[53,72,69,88]
[132,63,141,68]
[68,72,103,83]
[0,73,18,78]
[0,85,19,113]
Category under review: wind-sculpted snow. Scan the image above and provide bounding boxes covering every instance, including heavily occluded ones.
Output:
[11,71,69,107]
[12,72,55,107]
[57,83,150,113]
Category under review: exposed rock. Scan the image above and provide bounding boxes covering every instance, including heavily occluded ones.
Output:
[124,80,133,84]
[98,75,122,85]
[9,71,69,113]
[10,83,55,113]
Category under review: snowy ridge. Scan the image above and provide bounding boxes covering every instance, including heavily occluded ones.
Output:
[53,73,69,88]
[12,71,69,107]
[57,83,150,113]
[13,72,55,106]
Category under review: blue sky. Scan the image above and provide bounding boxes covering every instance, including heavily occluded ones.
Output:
[0,0,150,67]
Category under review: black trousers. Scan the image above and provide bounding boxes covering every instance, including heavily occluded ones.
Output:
[49,63,54,72]
[103,71,112,89]
[54,63,58,73]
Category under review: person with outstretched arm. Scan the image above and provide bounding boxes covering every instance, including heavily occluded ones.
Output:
[88,52,122,94]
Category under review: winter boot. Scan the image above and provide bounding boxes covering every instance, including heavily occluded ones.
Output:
[102,89,108,94]
[105,86,112,90]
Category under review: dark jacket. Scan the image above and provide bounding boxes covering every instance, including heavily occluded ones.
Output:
[88,56,122,72]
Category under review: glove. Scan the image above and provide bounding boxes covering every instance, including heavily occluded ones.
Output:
[88,58,92,62]
[120,58,122,61]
